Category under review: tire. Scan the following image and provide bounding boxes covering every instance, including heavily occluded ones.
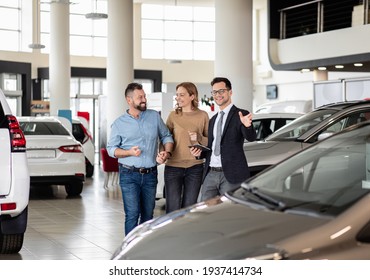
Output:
[0,233,24,254]
[65,182,83,196]
[86,160,94,178]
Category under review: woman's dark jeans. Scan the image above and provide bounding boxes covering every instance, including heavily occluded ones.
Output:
[164,163,204,214]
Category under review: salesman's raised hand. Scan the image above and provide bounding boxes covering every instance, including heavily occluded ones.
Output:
[239,112,253,128]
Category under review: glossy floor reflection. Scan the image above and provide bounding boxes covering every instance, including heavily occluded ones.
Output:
[0,162,166,260]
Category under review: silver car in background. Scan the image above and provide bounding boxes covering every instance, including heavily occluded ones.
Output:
[245,100,370,176]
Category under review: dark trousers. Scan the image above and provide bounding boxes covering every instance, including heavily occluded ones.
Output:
[164,163,204,214]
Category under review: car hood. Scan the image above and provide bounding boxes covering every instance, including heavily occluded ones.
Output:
[113,197,328,260]
[244,140,302,167]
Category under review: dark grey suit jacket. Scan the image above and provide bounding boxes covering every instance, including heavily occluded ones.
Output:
[202,105,257,184]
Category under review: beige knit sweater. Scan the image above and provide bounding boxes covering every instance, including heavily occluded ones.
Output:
[165,109,209,168]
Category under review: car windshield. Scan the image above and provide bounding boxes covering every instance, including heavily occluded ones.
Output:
[20,121,70,136]
[265,109,337,141]
[231,123,370,217]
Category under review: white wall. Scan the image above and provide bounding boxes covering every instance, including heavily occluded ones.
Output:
[272,25,370,64]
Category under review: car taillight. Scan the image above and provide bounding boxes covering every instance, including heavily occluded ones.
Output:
[7,115,26,152]
[59,145,83,153]
[1,202,17,211]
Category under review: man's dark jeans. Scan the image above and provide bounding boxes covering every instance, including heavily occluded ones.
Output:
[164,163,203,213]
[119,165,158,235]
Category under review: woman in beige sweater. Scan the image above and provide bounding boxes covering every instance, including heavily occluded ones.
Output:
[164,82,209,213]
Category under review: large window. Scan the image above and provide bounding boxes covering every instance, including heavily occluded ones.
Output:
[40,0,107,56]
[0,0,32,52]
[141,4,215,61]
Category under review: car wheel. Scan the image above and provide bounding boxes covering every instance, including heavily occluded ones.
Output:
[86,160,94,178]
[0,233,24,254]
[65,182,83,196]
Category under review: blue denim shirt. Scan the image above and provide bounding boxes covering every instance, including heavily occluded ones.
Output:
[107,109,173,168]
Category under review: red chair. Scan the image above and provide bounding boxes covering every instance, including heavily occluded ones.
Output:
[100,148,119,189]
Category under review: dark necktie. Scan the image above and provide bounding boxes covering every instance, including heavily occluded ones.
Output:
[214,111,224,156]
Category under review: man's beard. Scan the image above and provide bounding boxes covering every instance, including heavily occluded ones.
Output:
[135,102,147,111]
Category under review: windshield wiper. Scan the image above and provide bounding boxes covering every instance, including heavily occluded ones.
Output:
[242,186,286,210]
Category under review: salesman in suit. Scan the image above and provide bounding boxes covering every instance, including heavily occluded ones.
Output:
[190,77,256,201]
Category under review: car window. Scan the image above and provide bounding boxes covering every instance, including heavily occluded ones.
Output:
[253,118,297,140]
[238,125,370,217]
[252,119,261,134]
[72,123,85,143]
[267,109,337,141]
[20,121,70,136]
[311,110,370,142]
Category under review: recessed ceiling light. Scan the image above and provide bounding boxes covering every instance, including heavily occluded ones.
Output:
[335,65,344,69]
[318,67,327,70]
[354,63,363,67]
[301,68,310,72]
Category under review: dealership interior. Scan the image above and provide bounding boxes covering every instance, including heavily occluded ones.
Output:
[2,0,370,260]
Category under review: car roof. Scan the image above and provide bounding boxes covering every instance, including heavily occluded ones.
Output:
[255,100,312,114]
[314,99,370,111]
[253,112,304,119]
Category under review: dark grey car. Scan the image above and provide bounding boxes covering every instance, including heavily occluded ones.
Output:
[246,100,370,176]
[112,121,370,260]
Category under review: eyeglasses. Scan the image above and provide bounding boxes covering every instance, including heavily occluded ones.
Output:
[211,88,229,96]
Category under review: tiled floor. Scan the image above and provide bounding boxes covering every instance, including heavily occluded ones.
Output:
[0,161,166,260]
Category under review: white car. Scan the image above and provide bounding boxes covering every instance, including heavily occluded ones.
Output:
[18,116,85,196]
[0,89,30,254]
[72,118,95,178]
[255,100,312,114]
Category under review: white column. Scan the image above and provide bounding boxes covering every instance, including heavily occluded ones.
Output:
[49,0,70,116]
[214,0,253,111]
[106,0,133,137]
